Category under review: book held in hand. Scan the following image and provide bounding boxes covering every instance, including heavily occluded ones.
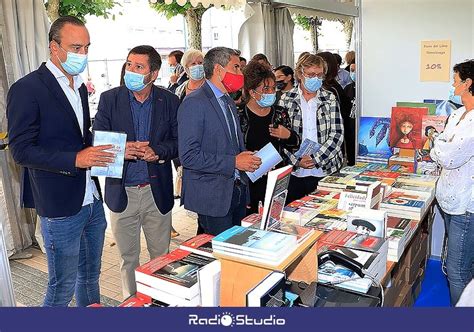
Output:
[246,143,283,183]
[91,130,127,178]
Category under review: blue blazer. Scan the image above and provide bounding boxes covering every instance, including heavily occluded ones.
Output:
[7,63,99,218]
[178,81,247,217]
[93,85,179,214]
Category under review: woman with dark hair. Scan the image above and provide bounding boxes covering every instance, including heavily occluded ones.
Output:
[431,59,474,305]
[251,53,271,68]
[274,65,295,93]
[240,61,300,214]
[318,51,355,165]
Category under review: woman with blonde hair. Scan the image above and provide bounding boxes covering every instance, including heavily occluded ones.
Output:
[175,49,205,101]
[278,54,344,203]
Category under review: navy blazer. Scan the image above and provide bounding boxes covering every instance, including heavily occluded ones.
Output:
[7,63,99,218]
[93,85,179,214]
[178,81,246,217]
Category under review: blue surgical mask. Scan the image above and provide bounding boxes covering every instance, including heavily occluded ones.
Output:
[189,64,204,80]
[57,47,88,76]
[255,93,276,108]
[448,86,462,105]
[124,70,151,92]
[350,72,356,82]
[303,76,323,93]
[169,66,176,74]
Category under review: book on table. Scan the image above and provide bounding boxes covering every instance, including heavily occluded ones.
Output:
[179,234,214,258]
[91,130,127,178]
[260,165,293,230]
[246,271,287,307]
[346,207,387,239]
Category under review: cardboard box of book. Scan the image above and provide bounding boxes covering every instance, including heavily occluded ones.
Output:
[383,270,405,307]
[404,234,428,284]
[394,283,414,307]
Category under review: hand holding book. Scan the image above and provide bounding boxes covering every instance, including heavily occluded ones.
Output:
[299,155,315,169]
[76,145,115,168]
[236,151,262,172]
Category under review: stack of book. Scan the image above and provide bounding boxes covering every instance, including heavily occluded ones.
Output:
[317,173,358,192]
[303,213,347,232]
[379,192,429,220]
[241,213,263,228]
[337,180,383,211]
[282,195,338,224]
[212,226,297,266]
[395,173,438,187]
[391,181,435,201]
[356,153,391,164]
[386,217,413,262]
[135,249,218,306]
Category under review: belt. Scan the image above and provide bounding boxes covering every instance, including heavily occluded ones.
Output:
[127,182,150,188]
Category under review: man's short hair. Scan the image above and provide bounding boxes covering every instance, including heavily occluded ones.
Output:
[128,45,162,72]
[203,47,239,79]
[49,16,85,44]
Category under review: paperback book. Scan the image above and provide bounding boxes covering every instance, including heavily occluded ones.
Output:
[91,130,127,178]
[246,142,283,183]
[389,107,428,149]
[358,117,392,160]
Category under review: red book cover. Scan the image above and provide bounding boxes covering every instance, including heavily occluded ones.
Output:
[136,249,191,277]
[180,234,214,250]
[389,107,428,149]
[319,230,385,252]
[118,293,152,307]
[362,171,401,179]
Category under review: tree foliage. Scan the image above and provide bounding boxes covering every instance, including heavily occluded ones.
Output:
[149,0,211,50]
[294,14,322,53]
[45,0,120,22]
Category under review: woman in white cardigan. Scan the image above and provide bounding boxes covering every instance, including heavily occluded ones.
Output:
[431,59,474,305]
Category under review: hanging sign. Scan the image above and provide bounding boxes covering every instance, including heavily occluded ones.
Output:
[420,40,451,82]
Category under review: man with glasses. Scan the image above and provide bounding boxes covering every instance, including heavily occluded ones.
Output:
[7,16,113,306]
[278,54,344,203]
[178,47,262,235]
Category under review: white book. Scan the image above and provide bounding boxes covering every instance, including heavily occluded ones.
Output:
[246,143,283,183]
[91,130,127,178]
[347,208,387,238]
[136,282,200,306]
[198,260,221,307]
[246,272,286,307]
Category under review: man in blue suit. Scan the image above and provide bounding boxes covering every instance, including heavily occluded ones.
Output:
[178,47,262,236]
[7,16,114,306]
[93,45,179,299]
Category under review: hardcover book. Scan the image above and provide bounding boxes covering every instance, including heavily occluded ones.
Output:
[91,130,127,178]
[347,208,387,238]
[389,107,428,149]
[396,102,436,115]
[179,234,214,258]
[420,115,447,152]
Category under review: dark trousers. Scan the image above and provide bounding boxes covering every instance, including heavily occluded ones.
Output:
[197,183,247,236]
[285,175,322,205]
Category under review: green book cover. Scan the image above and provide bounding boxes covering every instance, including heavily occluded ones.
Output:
[396,102,436,115]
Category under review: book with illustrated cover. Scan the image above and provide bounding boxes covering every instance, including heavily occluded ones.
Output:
[304,215,347,232]
[91,130,127,178]
[294,138,321,160]
[389,107,428,149]
[358,117,392,160]
[269,221,314,243]
[319,230,386,253]
[135,249,214,299]
[423,99,461,116]
[310,190,341,200]
[179,234,214,258]
[347,208,387,238]
[246,143,283,183]
[261,165,293,230]
[212,225,297,257]
[421,115,447,152]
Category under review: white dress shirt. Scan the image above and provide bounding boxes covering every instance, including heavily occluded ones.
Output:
[293,88,325,178]
[46,60,99,206]
[430,106,474,215]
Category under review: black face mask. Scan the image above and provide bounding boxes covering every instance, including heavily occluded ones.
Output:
[276,80,286,90]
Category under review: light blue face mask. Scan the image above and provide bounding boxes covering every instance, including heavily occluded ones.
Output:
[350,72,356,82]
[189,64,204,80]
[448,86,462,105]
[255,92,276,108]
[58,47,88,76]
[124,70,151,92]
[303,75,323,93]
[169,66,176,74]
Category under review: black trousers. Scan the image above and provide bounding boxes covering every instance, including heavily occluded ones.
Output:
[285,175,323,205]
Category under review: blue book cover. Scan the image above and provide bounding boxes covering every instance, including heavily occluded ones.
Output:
[91,130,127,179]
[423,99,461,116]
[246,143,283,183]
[358,117,392,158]
[212,226,296,255]
[294,138,321,159]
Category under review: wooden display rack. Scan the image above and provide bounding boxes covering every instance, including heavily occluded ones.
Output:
[214,231,322,307]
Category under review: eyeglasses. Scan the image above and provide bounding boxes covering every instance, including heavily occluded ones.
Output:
[301,69,324,79]
[254,85,276,94]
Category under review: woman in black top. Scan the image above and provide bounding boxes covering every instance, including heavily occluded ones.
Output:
[240,61,300,214]
[318,52,355,166]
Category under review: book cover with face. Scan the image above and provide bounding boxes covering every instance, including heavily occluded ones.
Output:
[389,107,428,149]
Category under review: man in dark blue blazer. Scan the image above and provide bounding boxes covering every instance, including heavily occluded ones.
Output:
[93,45,179,299]
[7,16,114,307]
[178,47,262,236]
